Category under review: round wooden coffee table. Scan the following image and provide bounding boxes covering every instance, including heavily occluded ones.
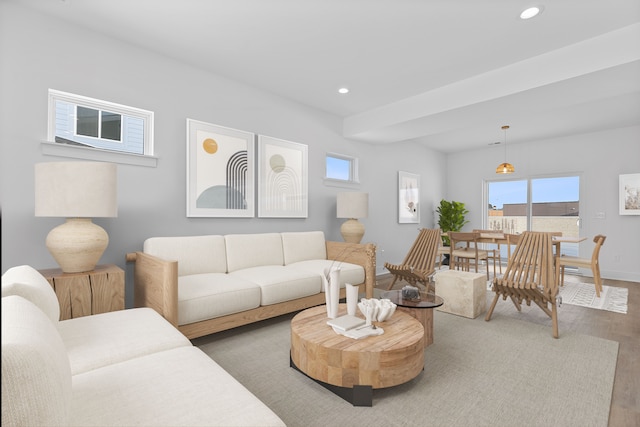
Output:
[290,304,424,406]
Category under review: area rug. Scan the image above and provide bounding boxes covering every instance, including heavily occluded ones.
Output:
[194,310,618,427]
[559,282,628,314]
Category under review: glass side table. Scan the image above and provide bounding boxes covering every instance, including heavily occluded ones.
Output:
[380,289,444,347]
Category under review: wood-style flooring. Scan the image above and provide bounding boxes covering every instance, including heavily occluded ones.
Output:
[376,272,639,427]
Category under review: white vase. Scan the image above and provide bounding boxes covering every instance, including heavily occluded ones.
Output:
[345,283,359,316]
[327,267,341,319]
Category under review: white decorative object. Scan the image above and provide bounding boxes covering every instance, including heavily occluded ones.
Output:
[325,267,341,319]
[345,283,359,316]
[333,325,384,339]
[357,298,397,322]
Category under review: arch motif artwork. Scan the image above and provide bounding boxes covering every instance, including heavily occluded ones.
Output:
[258,135,308,218]
[187,119,255,217]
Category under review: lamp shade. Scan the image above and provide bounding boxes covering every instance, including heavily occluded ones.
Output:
[35,162,117,218]
[35,162,117,273]
[336,192,368,219]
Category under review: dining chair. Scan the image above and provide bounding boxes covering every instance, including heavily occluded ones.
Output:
[448,232,490,279]
[485,231,560,338]
[473,229,502,276]
[436,241,449,268]
[556,235,606,297]
[384,228,441,291]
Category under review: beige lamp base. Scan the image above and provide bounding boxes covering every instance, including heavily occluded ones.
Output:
[45,218,109,273]
[340,218,365,244]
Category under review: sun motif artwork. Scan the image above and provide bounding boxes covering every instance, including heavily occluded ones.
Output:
[203,138,218,154]
[270,154,285,173]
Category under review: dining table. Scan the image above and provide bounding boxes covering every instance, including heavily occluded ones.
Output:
[445,232,587,280]
[476,232,587,286]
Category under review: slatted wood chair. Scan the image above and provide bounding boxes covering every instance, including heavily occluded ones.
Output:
[557,234,606,297]
[384,228,441,291]
[485,231,560,338]
[505,233,523,261]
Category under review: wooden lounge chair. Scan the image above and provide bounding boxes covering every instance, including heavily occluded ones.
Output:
[485,231,560,338]
[384,228,441,291]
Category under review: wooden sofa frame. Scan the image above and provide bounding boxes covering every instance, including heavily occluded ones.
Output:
[126,241,376,339]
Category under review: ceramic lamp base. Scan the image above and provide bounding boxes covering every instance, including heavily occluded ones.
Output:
[340,218,365,244]
[45,218,108,273]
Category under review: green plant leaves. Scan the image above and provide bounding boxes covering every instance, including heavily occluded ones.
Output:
[436,199,469,245]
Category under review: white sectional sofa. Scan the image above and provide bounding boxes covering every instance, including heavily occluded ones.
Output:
[127,231,376,339]
[1,265,286,427]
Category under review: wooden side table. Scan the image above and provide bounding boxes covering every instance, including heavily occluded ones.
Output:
[39,264,125,320]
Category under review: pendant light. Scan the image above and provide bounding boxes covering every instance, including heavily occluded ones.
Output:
[496,125,515,174]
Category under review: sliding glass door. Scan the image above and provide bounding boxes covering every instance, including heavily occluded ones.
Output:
[486,175,580,256]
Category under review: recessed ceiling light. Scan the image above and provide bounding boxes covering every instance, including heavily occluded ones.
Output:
[520,6,542,20]
[338,87,349,94]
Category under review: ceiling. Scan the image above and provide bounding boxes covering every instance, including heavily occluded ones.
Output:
[11,0,640,153]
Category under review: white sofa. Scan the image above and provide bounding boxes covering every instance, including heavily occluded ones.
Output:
[1,265,286,427]
[127,231,377,339]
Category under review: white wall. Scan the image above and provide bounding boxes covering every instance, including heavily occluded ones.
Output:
[2,2,636,309]
[0,2,446,306]
[446,126,640,282]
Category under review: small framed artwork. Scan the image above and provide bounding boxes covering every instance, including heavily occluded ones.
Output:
[398,171,420,223]
[186,119,255,217]
[258,135,308,218]
[619,173,640,215]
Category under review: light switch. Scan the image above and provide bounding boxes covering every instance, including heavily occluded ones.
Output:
[595,212,605,219]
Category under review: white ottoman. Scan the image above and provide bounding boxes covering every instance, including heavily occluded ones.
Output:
[435,270,486,319]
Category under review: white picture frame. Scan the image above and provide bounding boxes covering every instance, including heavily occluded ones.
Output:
[619,173,640,215]
[258,135,308,218]
[398,171,420,223]
[186,119,255,217]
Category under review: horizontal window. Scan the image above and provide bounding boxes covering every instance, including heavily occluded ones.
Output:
[47,89,155,165]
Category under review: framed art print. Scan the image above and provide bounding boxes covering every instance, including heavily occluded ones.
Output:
[258,135,308,218]
[398,171,420,223]
[619,173,640,215]
[186,119,255,217]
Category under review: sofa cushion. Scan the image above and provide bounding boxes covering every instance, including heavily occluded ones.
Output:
[225,233,284,273]
[230,266,321,305]
[1,264,61,322]
[287,260,365,291]
[2,295,72,427]
[144,235,227,276]
[178,273,262,325]
[281,231,327,264]
[58,307,192,375]
[70,346,285,427]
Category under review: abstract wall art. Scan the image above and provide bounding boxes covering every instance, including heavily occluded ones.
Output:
[619,173,640,215]
[398,171,420,223]
[186,119,255,217]
[258,135,308,218]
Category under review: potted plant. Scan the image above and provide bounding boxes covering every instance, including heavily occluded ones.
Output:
[436,199,469,265]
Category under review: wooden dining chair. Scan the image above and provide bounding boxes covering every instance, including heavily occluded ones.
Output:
[556,235,606,297]
[485,231,560,338]
[384,228,441,290]
[448,232,490,279]
[473,229,502,276]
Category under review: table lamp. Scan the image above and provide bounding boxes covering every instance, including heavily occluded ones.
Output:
[336,192,368,244]
[35,161,117,273]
